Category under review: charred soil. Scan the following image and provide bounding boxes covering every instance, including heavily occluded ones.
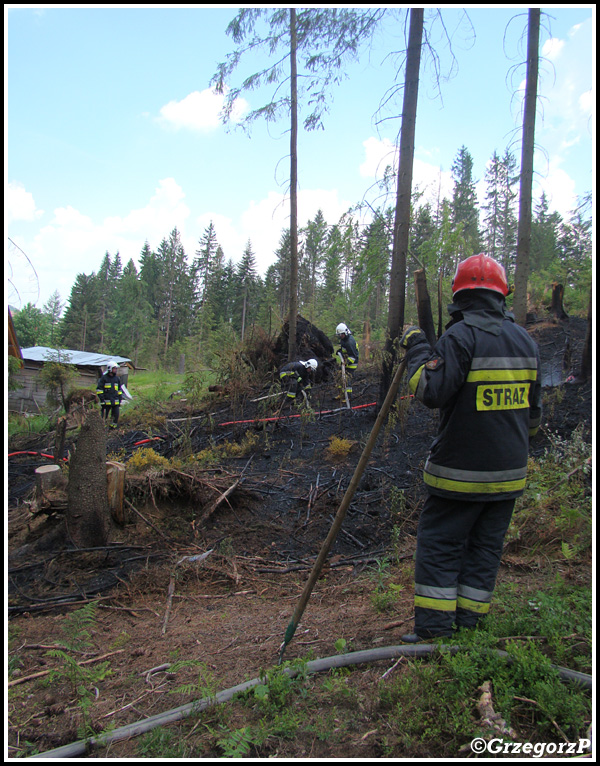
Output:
[7,316,593,759]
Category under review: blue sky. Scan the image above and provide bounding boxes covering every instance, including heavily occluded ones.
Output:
[6,5,594,312]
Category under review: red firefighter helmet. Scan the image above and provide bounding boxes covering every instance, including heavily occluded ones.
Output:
[451,253,509,296]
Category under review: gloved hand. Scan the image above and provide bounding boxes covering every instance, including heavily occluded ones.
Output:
[334,350,344,364]
[400,326,426,350]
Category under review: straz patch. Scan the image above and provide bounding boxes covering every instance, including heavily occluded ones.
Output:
[476,383,530,411]
[425,357,443,370]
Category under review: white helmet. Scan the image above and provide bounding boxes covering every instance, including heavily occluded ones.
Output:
[336,323,349,336]
[306,359,318,371]
[108,360,119,371]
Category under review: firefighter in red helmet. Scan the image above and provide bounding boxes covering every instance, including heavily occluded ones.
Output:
[398,254,542,642]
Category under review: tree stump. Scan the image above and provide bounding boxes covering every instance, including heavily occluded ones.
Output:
[66,408,110,547]
[550,282,569,320]
[35,464,61,503]
[106,461,127,525]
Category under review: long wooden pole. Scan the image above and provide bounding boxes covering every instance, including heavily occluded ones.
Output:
[278,356,408,663]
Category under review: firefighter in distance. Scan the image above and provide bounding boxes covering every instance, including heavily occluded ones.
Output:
[96,361,124,428]
[334,323,359,397]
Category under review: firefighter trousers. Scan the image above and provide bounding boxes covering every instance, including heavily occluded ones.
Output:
[413,494,516,637]
[101,401,120,426]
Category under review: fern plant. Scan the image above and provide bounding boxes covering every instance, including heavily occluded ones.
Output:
[45,602,112,740]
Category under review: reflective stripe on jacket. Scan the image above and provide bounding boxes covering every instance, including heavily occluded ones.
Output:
[96,372,123,404]
[405,296,542,500]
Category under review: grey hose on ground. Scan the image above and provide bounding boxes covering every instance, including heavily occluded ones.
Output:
[29,644,592,759]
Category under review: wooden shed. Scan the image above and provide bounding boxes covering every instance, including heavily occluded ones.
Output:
[8,347,133,414]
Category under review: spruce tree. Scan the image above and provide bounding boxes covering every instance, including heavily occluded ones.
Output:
[451,145,481,257]
[43,290,65,346]
[60,273,97,351]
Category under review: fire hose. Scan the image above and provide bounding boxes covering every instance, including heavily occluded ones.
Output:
[30,643,592,759]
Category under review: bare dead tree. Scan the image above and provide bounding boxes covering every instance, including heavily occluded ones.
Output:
[513,8,541,326]
[380,8,424,400]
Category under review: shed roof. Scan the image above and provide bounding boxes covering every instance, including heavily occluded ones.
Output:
[20,347,132,368]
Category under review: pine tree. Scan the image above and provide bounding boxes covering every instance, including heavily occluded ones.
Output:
[271,229,292,319]
[354,209,392,331]
[451,145,481,257]
[108,259,153,365]
[43,290,65,346]
[93,252,119,352]
[60,274,97,351]
[482,149,518,277]
[235,240,261,340]
[300,209,329,322]
[194,222,219,309]
[154,228,194,357]
[557,199,592,290]
[530,193,561,272]
[319,224,344,312]
[139,241,161,322]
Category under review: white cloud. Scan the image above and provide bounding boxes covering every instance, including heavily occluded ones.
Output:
[198,188,353,276]
[542,37,564,61]
[104,178,190,238]
[535,160,578,218]
[10,179,194,308]
[158,87,248,132]
[359,136,396,179]
[579,89,593,117]
[539,18,593,134]
[7,181,44,223]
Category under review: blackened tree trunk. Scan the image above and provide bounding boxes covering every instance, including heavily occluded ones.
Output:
[575,288,592,381]
[380,8,423,399]
[550,282,569,320]
[513,8,540,326]
[414,269,437,346]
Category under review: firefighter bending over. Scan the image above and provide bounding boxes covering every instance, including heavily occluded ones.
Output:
[279,359,318,405]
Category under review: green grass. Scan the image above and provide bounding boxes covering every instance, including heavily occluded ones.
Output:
[125,370,186,400]
[7,412,55,438]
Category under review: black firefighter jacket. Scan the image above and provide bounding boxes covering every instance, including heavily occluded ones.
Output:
[405,291,542,501]
[337,334,359,370]
[96,372,124,405]
[279,362,311,394]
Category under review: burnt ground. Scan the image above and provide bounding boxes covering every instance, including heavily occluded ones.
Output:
[6,316,593,759]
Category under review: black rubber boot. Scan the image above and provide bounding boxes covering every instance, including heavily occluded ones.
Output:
[400,633,425,643]
[401,632,453,643]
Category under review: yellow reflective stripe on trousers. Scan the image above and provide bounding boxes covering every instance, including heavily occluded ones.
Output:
[424,461,527,494]
[414,596,457,611]
[424,472,527,494]
[457,597,491,614]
